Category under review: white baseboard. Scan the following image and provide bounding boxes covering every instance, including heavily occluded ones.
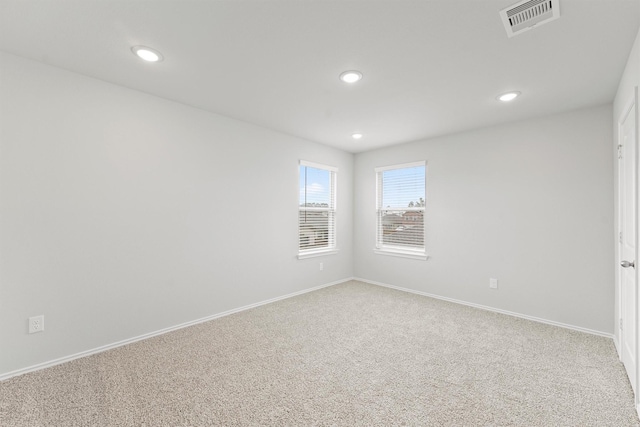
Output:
[0,277,353,382]
[2,276,612,382]
[355,277,614,339]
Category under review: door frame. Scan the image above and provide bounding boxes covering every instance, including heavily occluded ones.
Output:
[616,86,640,413]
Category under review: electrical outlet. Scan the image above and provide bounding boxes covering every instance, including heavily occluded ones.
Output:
[29,315,45,334]
[319,262,324,271]
[489,278,498,289]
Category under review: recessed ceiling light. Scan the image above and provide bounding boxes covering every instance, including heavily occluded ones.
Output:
[131,46,163,62]
[352,133,363,140]
[497,91,521,102]
[340,70,363,83]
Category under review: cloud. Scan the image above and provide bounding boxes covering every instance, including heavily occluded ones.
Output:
[306,183,324,194]
[300,182,328,204]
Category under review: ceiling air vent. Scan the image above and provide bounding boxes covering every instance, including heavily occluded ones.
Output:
[500,0,560,38]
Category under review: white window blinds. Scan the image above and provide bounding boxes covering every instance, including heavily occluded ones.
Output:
[376,162,426,256]
[299,161,337,255]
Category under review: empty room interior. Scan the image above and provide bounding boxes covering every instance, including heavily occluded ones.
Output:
[3,0,640,425]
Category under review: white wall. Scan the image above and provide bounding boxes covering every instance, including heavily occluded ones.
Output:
[613,28,640,349]
[354,105,614,334]
[0,52,354,376]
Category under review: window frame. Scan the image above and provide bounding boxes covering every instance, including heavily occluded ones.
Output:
[298,160,338,259]
[374,161,428,260]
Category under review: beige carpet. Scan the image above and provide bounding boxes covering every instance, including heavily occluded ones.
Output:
[1,280,638,426]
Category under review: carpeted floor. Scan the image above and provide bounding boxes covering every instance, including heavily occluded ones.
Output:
[1,280,638,426]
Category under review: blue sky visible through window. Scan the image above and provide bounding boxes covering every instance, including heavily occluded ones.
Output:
[382,166,425,209]
[299,166,330,206]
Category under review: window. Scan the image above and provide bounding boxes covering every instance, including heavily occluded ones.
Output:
[299,161,337,258]
[375,161,426,259]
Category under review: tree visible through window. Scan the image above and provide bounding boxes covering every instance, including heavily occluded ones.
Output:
[376,162,426,258]
[299,161,337,256]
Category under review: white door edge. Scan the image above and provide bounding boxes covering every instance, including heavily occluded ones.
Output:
[616,87,639,404]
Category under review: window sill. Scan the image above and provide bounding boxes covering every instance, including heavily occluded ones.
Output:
[374,248,429,261]
[298,249,339,260]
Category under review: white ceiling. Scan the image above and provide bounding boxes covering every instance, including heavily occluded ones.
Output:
[1,0,638,153]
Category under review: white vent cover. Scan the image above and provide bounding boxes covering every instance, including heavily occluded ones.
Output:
[500,0,560,38]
